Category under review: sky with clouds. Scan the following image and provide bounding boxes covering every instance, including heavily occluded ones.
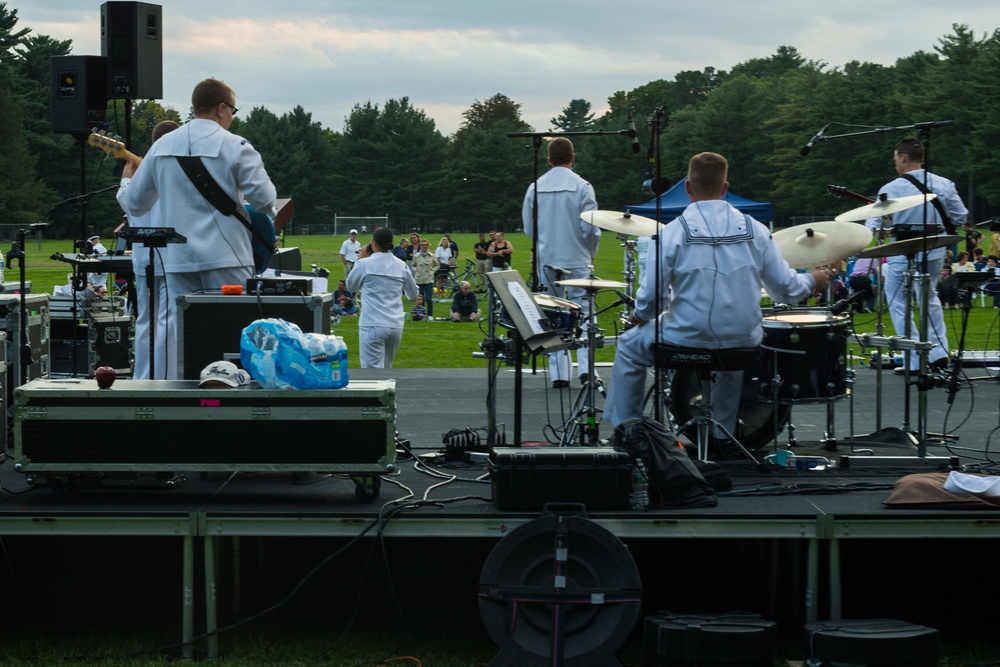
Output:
[12,1,999,136]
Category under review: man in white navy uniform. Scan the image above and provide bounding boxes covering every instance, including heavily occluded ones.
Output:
[604,152,829,448]
[347,227,418,369]
[522,137,600,389]
[116,78,277,376]
[864,137,967,373]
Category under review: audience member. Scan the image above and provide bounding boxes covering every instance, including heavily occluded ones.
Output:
[340,229,362,277]
[411,239,437,319]
[450,281,480,321]
[487,231,513,271]
[333,279,359,316]
[411,294,428,321]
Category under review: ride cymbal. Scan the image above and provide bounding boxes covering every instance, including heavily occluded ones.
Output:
[772,221,873,269]
[581,210,661,237]
[833,193,937,222]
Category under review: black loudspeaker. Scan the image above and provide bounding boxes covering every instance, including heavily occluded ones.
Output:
[101,2,163,99]
[50,55,109,135]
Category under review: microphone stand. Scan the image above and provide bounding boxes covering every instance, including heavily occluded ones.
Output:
[641,107,666,422]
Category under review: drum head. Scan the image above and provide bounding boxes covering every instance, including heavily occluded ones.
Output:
[762,309,849,328]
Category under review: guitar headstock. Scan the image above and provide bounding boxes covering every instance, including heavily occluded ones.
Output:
[827,184,874,205]
[87,130,128,160]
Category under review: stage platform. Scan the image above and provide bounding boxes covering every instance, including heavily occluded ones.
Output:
[1,363,999,658]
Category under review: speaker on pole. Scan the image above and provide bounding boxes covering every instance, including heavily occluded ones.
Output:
[50,55,109,135]
[100,2,163,99]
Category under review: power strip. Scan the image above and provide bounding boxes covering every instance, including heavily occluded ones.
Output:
[246,277,313,296]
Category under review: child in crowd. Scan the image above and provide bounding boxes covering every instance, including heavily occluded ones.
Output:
[411,293,428,321]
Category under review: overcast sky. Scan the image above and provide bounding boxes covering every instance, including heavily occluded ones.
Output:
[13,1,998,136]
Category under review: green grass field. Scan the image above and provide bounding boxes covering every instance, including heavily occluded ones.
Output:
[18,233,1000,371]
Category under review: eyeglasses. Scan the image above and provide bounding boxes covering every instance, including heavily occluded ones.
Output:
[223,102,239,115]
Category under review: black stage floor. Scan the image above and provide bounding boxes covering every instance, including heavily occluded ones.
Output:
[2,362,1000,657]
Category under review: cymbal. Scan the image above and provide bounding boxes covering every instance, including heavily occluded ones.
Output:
[856,235,962,259]
[833,193,937,222]
[581,210,661,237]
[556,277,628,291]
[534,294,580,310]
[772,221,873,269]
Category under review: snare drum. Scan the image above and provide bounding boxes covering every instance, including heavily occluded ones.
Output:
[757,309,850,404]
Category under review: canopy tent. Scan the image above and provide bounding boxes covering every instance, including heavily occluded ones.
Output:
[625,177,774,223]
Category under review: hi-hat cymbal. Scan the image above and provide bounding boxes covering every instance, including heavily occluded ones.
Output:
[856,235,962,259]
[833,193,937,222]
[772,221,873,269]
[556,277,628,291]
[581,210,661,237]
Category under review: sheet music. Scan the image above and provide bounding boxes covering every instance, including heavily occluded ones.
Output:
[508,282,548,336]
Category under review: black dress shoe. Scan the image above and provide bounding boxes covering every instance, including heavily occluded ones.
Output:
[552,380,570,389]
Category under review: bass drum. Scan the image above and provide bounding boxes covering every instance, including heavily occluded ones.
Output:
[668,369,790,452]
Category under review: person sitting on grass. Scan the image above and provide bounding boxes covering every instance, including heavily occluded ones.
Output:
[450,281,480,322]
[411,293,428,321]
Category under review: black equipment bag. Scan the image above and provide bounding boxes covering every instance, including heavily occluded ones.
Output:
[614,417,717,508]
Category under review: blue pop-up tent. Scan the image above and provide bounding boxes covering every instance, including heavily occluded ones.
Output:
[625,177,774,223]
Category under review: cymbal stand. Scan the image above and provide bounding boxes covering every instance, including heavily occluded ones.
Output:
[559,286,602,446]
[619,235,637,322]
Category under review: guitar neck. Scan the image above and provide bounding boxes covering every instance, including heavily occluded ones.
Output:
[828,184,874,205]
[87,132,142,166]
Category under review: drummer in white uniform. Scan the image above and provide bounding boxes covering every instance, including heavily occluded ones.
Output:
[603,152,830,444]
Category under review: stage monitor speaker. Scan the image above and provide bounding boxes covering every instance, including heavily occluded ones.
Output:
[50,55,109,135]
[101,2,163,99]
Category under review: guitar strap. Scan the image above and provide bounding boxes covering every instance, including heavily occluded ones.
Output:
[900,173,957,235]
[175,156,278,253]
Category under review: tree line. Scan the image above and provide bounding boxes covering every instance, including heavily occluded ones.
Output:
[3,3,999,240]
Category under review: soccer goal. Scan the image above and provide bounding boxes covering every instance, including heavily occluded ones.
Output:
[333,215,388,236]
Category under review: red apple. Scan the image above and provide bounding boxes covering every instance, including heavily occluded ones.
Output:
[95,366,116,389]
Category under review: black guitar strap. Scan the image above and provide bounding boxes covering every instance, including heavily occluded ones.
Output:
[900,173,957,235]
[175,155,277,253]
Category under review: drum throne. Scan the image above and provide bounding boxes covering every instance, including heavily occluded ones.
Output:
[653,344,761,462]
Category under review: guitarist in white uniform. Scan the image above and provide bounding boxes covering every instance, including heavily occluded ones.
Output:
[117,78,277,373]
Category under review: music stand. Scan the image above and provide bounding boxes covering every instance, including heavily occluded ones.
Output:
[486,271,568,447]
[119,227,188,379]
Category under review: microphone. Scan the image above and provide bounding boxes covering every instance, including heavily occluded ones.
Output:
[829,291,866,315]
[800,123,830,157]
[627,108,640,154]
[544,264,571,277]
[613,290,635,308]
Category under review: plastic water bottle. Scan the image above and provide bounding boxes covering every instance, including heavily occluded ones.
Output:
[329,335,349,388]
[630,458,650,511]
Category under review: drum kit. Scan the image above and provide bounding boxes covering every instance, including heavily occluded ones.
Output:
[521,191,954,456]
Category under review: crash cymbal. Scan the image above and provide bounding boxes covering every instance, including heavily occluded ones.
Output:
[833,193,937,222]
[581,210,661,237]
[856,235,962,259]
[534,294,581,310]
[556,277,628,291]
[772,221,873,269]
